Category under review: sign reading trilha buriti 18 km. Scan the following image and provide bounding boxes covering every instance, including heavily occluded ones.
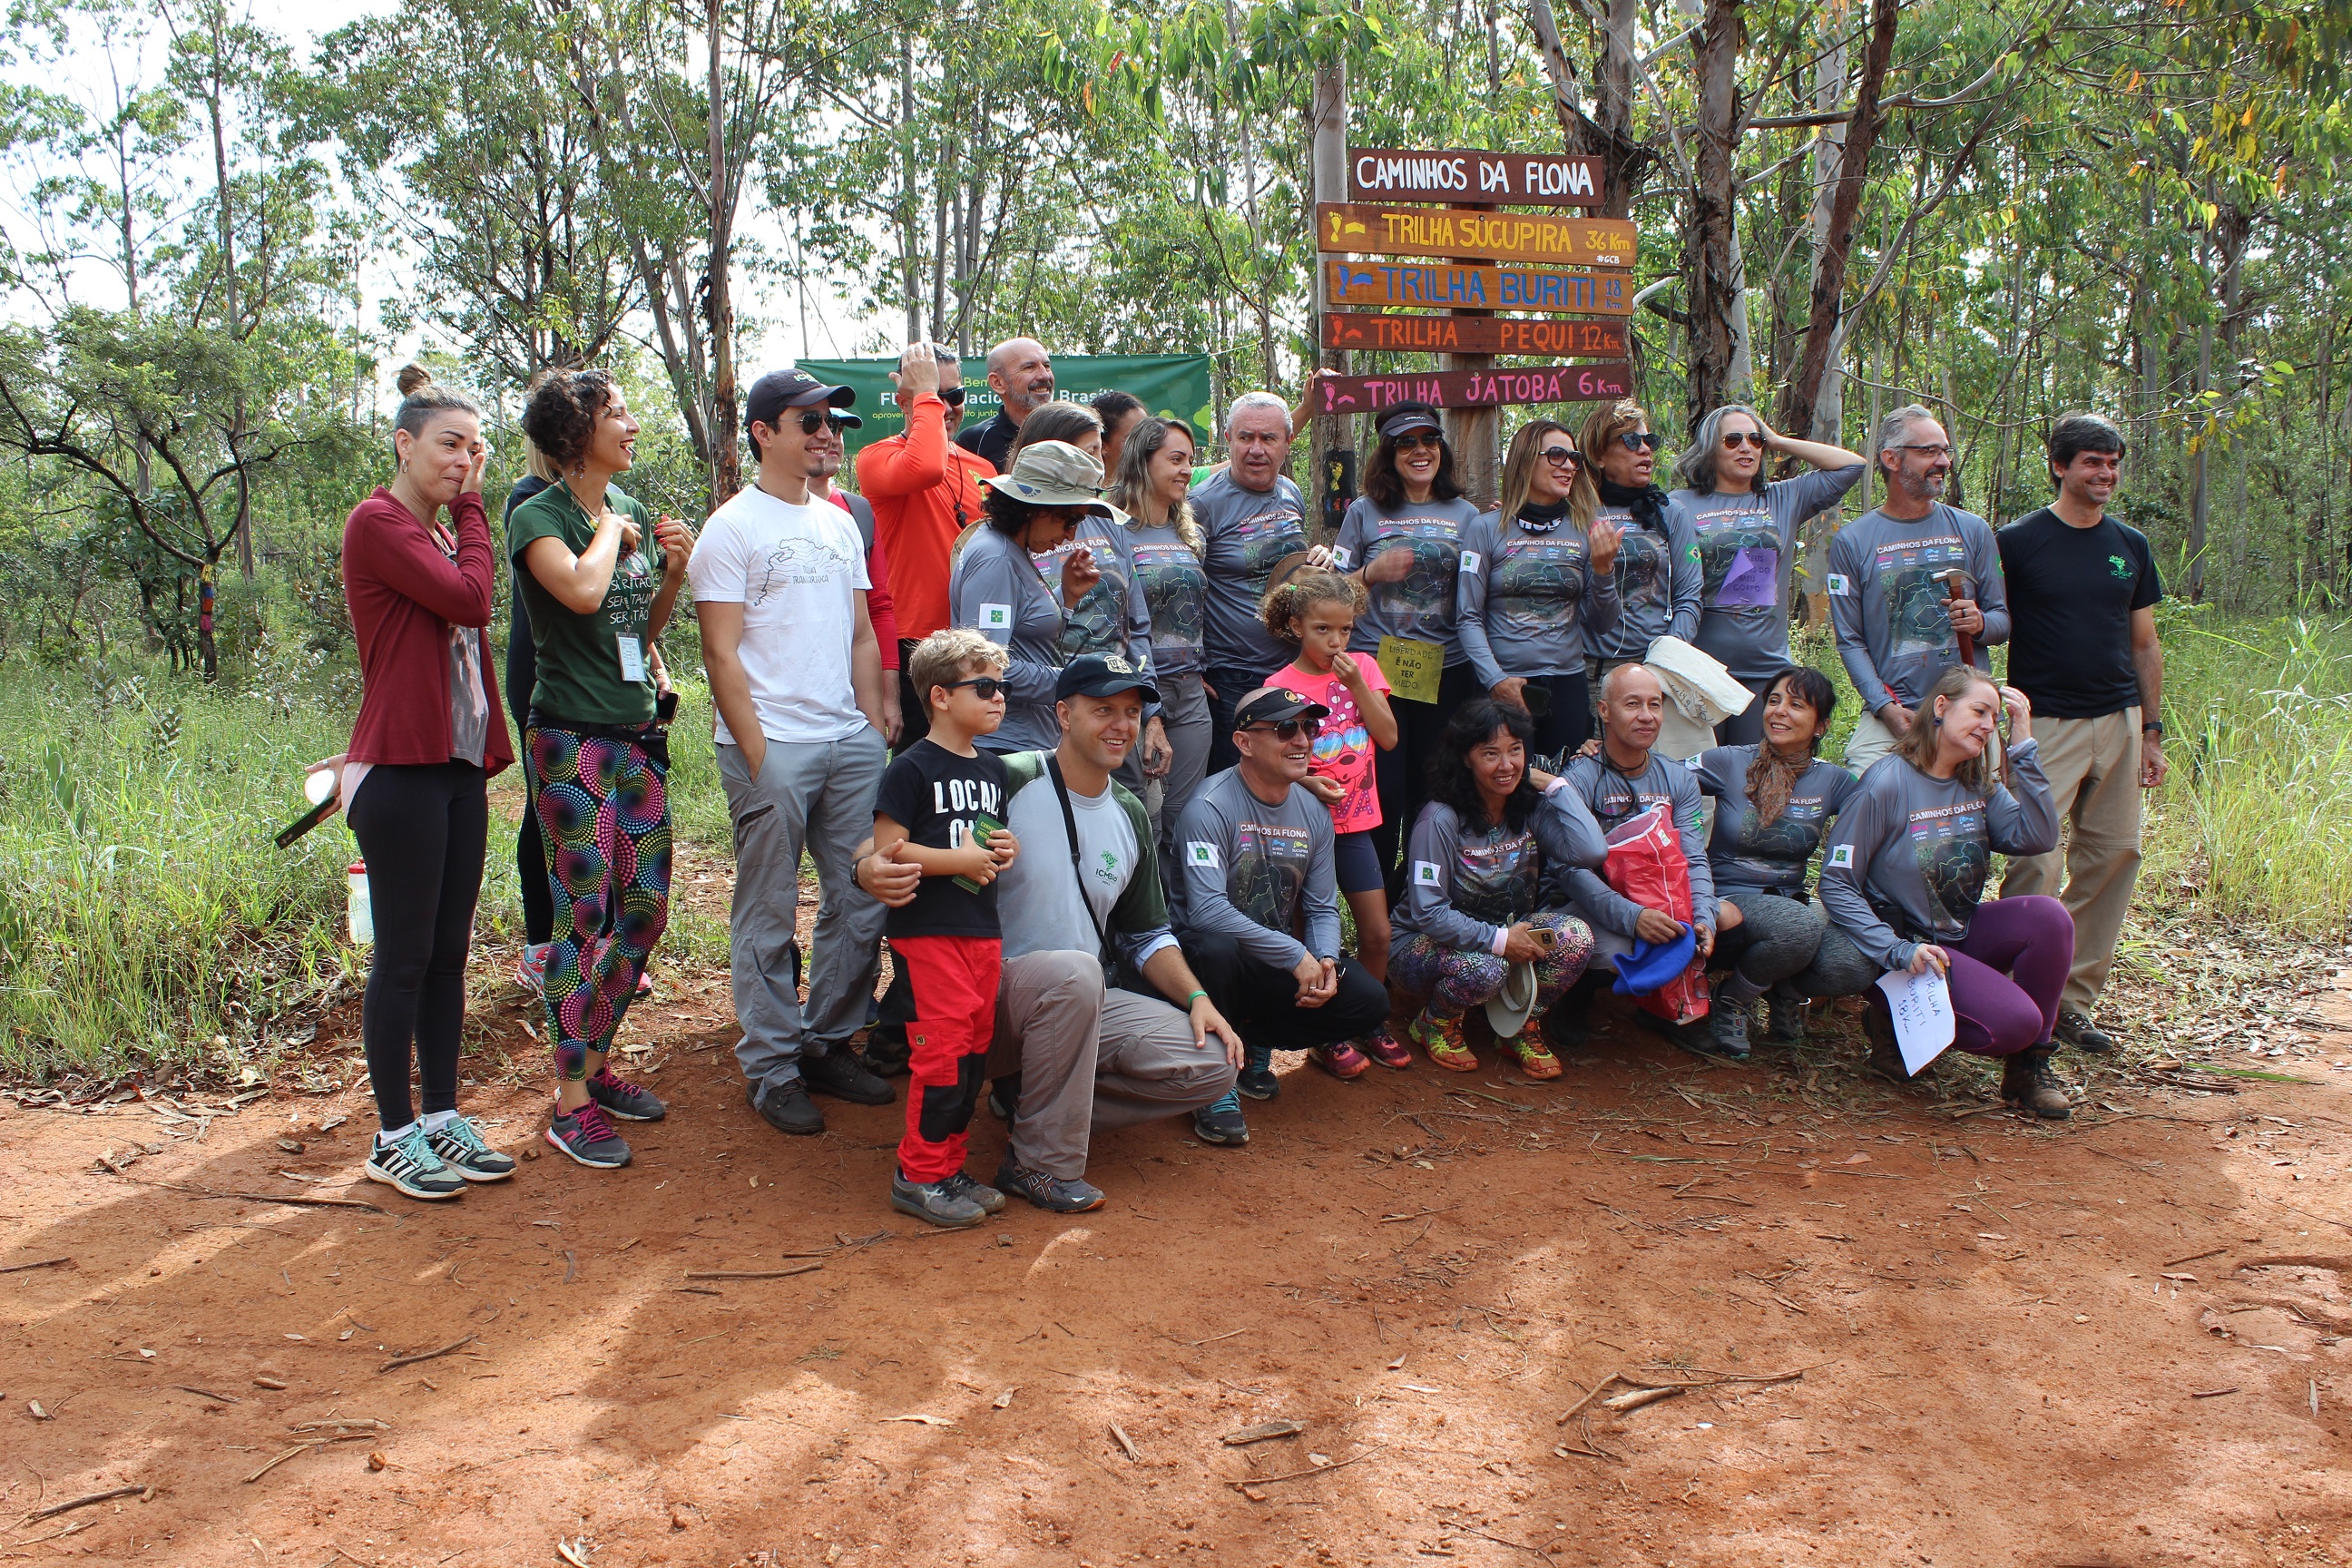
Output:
[1311,364,1634,416]
[1317,203,1635,268]
[1349,147,1606,208]
[1325,260,1631,316]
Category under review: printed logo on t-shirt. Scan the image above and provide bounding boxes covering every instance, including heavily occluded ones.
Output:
[1460,550,1483,574]
[1827,843,1856,868]
[1093,848,1123,887]
[1413,860,1442,886]
[980,603,1013,630]
[1331,546,1354,569]
[750,536,852,606]
[2108,554,2134,579]
[1827,573,1853,597]
[1187,841,1220,869]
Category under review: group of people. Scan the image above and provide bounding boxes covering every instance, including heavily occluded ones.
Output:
[332,341,2168,1230]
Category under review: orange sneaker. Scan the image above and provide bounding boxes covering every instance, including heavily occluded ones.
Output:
[1409,1014,1479,1073]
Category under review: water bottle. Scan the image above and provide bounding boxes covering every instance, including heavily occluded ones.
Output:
[347,862,374,946]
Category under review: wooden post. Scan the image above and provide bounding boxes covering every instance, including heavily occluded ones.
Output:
[1308,64,1351,543]
[1446,200,1501,509]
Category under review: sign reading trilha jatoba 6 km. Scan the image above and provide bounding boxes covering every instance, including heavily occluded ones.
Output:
[1311,363,1634,415]
[1325,260,1631,316]
[1323,312,1627,357]
[1317,203,1636,268]
[1348,147,1606,208]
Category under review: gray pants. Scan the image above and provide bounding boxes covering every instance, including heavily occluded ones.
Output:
[1789,906,1880,999]
[985,950,1237,1181]
[718,731,888,1095]
[1145,671,1214,869]
[1713,891,1829,988]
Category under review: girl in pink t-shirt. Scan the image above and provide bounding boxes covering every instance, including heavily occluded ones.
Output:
[1262,569,1408,1071]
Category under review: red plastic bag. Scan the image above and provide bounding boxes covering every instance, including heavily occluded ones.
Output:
[1601,805,1709,1024]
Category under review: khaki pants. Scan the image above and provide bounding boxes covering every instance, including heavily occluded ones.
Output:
[1844,707,1903,773]
[2000,709,2144,1014]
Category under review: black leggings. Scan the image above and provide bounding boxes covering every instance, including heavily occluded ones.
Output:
[1524,669,1593,764]
[1713,674,1773,747]
[1371,661,1484,877]
[348,761,489,1130]
[506,607,554,945]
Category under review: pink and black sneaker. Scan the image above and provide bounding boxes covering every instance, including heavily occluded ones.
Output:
[544,1101,631,1169]
[586,1066,667,1122]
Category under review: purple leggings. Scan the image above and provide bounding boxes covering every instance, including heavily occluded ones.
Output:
[1945,895,2073,1057]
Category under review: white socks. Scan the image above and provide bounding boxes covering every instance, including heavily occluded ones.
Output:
[377,1119,419,1149]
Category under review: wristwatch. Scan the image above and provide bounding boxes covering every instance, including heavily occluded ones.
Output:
[2141,720,2165,737]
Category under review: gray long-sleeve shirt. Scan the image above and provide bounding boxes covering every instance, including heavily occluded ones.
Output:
[1585,501,1702,663]
[1034,513,1154,680]
[1395,789,1609,954]
[1191,470,1309,674]
[1690,744,1862,899]
[1817,740,2060,971]
[1668,465,1865,681]
[1554,750,1718,936]
[1123,519,1207,681]
[1826,503,2010,713]
[1455,510,1622,688]
[1171,765,1340,968]
[950,524,1084,753]
[1331,494,1485,666]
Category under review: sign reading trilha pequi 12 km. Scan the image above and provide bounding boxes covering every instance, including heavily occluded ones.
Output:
[1323,312,1627,358]
[1311,363,1633,415]
[1317,203,1635,268]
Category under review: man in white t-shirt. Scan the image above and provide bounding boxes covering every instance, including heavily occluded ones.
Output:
[691,368,895,1139]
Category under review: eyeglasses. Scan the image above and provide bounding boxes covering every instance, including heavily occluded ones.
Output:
[944,676,1006,700]
[1720,432,1767,450]
[1392,431,1444,451]
[1539,446,1582,468]
[941,387,967,407]
[1887,443,1955,459]
[1615,431,1661,452]
[796,411,853,435]
[1246,718,1320,741]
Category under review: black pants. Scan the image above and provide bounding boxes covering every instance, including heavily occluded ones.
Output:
[1371,661,1483,874]
[348,760,488,1130]
[1204,661,1277,775]
[894,639,934,755]
[1186,929,1390,1054]
[505,611,554,945]
[1524,668,1594,764]
[1713,674,1773,747]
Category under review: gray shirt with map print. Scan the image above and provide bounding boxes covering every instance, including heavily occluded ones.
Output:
[1826,504,2011,712]
[1584,503,1703,664]
[1031,512,1154,680]
[1455,511,1622,687]
[1395,791,1609,954]
[1690,745,1862,899]
[1191,469,1309,674]
[1330,494,1485,666]
[1122,520,1207,681]
[1668,465,1865,681]
[951,524,1086,754]
[1816,742,2059,972]
[1553,751,1718,936]
[1171,765,1340,969]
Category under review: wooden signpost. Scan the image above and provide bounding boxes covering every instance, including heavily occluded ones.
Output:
[1348,148,1606,207]
[1322,312,1627,358]
[1309,363,1634,415]
[1316,203,1636,268]
[1325,260,1632,316]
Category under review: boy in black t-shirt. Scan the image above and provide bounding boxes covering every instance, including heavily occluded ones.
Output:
[872,630,1022,1226]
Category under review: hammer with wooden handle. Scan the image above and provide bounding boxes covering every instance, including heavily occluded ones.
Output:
[1934,568,1975,668]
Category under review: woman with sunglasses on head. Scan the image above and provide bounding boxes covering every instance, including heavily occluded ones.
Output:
[1667,405,1864,745]
[1578,400,1709,761]
[1108,417,1215,860]
[1457,418,1622,763]
[951,439,1114,754]
[510,368,694,1170]
[1329,401,1486,878]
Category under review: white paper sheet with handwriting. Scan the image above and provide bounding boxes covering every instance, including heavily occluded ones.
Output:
[1877,965,1956,1074]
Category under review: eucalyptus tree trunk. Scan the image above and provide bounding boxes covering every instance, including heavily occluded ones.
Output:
[1686,0,1744,428]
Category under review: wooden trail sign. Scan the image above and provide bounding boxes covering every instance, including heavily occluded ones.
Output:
[1325,260,1631,316]
[1322,312,1627,358]
[1310,364,1633,416]
[1317,203,1636,268]
[1348,147,1605,208]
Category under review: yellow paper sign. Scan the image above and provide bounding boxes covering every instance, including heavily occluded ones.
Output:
[1376,635,1444,706]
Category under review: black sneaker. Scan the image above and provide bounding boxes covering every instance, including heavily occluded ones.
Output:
[544,1102,632,1169]
[587,1066,667,1122]
[986,1076,1018,1122]
[802,1050,895,1105]
[939,1171,1006,1215]
[1192,1089,1250,1146]
[1542,975,1599,1053]
[891,1171,986,1228]
[1235,1046,1278,1102]
[995,1154,1105,1213]
[365,1125,468,1200]
[425,1116,516,1181]
[749,1078,825,1136]
[1763,985,1808,1044]
[2053,1010,2115,1054]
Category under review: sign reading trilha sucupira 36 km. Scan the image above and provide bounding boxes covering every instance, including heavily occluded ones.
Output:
[1318,145,1638,410]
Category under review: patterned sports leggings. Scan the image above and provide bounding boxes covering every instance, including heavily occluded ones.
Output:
[1391,908,1594,1024]
[528,726,672,1080]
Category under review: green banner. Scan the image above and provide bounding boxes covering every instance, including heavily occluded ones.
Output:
[798,353,1215,463]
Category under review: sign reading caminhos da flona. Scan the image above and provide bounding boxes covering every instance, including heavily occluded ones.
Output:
[1317,204,1636,268]
[1348,147,1606,208]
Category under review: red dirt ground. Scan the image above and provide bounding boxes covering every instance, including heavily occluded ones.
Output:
[6,851,2352,1567]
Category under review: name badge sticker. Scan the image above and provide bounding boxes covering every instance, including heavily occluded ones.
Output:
[616,634,646,682]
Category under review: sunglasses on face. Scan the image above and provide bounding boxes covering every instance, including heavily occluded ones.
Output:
[1539,446,1582,468]
[1615,431,1661,452]
[796,411,853,435]
[945,676,1006,701]
[1247,718,1320,741]
[941,387,967,407]
[1720,431,1767,450]
[1393,431,1444,452]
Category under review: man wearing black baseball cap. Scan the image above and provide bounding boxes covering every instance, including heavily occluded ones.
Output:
[857,651,1244,1210]
[1171,686,1392,1112]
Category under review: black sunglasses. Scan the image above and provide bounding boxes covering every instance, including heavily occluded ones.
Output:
[1392,431,1445,451]
[941,387,967,407]
[1615,431,1661,452]
[796,410,854,435]
[1246,718,1320,741]
[944,676,1006,700]
[1539,446,1582,468]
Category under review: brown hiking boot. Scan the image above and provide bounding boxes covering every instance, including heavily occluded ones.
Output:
[1858,988,1932,1087]
[2001,1045,2073,1120]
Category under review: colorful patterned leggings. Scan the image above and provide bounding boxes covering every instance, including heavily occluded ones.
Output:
[528,725,672,1080]
[1390,909,1594,1024]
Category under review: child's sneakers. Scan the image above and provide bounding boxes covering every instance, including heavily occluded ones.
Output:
[1312,1039,1370,1079]
[1409,1013,1479,1073]
[1358,1025,1413,1071]
[544,1102,632,1169]
[892,1171,988,1228]
[586,1066,666,1122]
[365,1125,468,1201]
[426,1116,516,1181]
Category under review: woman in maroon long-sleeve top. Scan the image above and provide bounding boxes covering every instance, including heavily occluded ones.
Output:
[338,366,518,1201]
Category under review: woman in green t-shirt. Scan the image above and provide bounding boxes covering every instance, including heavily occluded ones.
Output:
[510,368,694,1171]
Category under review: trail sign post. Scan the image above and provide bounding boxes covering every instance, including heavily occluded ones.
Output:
[1316,204,1636,267]
[1322,312,1628,357]
[1348,148,1605,207]
[1310,364,1635,415]
[1325,260,1632,315]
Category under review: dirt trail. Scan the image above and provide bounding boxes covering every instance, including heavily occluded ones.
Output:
[5,876,2351,1566]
